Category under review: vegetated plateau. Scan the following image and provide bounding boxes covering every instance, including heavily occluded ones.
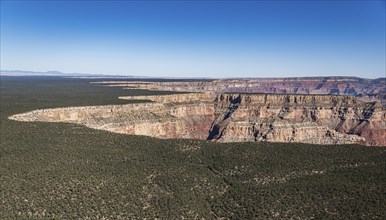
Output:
[1,76,385,219]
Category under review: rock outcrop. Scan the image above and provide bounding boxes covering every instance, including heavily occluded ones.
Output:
[9,93,386,146]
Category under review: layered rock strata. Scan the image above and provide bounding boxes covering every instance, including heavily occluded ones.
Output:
[118,93,213,103]
[208,94,385,146]
[9,94,215,140]
[9,93,386,146]
[94,77,386,105]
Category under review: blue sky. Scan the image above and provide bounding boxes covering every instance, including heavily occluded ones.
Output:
[1,0,385,78]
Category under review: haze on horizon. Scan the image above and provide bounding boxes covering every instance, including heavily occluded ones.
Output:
[1,0,385,78]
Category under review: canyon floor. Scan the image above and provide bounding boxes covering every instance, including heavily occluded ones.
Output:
[1,76,385,219]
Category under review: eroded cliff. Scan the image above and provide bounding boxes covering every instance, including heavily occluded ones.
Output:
[94,77,386,105]
[208,94,385,146]
[9,94,215,140]
[9,93,386,146]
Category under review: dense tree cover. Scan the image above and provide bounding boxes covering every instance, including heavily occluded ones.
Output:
[0,76,385,219]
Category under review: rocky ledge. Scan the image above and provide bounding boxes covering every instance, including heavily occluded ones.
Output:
[95,77,386,105]
[9,93,386,146]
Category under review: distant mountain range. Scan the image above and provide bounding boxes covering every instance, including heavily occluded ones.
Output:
[0,70,212,79]
[0,70,134,78]
[1,70,385,81]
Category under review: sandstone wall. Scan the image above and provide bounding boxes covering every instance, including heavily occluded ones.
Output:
[8,93,386,146]
[209,93,385,146]
[119,93,213,103]
[97,77,386,105]
[9,98,215,140]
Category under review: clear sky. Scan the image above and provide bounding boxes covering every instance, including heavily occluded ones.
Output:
[1,0,385,78]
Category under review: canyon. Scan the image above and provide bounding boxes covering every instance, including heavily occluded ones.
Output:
[9,92,386,146]
[95,77,386,106]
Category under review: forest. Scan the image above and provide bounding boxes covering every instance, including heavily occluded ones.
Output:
[1,76,385,219]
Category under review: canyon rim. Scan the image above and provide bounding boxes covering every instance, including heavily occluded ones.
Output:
[9,77,386,146]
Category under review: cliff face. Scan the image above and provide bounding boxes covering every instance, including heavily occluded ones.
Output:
[96,77,386,105]
[208,94,385,146]
[9,93,386,146]
[118,93,213,103]
[9,95,215,140]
